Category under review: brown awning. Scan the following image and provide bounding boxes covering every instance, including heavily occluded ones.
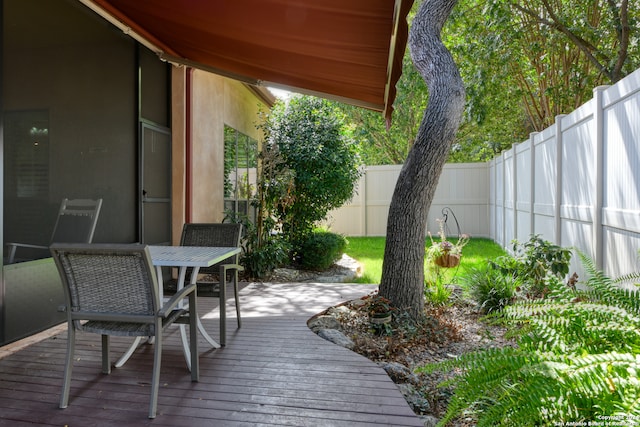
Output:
[80,0,414,122]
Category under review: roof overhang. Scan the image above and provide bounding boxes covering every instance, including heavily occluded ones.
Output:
[78,0,414,122]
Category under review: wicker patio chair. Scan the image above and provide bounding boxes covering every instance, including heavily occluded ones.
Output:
[7,198,102,263]
[50,243,199,419]
[179,223,244,346]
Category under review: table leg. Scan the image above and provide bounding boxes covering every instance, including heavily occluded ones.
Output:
[115,264,173,368]
[177,266,220,371]
[114,336,143,368]
[184,266,221,348]
[115,263,221,371]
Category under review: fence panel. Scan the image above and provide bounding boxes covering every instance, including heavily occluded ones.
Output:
[532,126,558,243]
[515,139,532,243]
[325,163,490,238]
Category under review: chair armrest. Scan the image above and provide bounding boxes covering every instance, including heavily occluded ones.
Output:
[220,263,245,274]
[159,283,197,317]
[6,242,49,264]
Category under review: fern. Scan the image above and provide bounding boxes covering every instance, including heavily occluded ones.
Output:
[577,250,640,315]
[418,251,640,426]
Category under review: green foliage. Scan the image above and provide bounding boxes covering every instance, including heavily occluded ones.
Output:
[298,231,347,271]
[492,234,572,298]
[463,262,521,314]
[447,0,638,137]
[337,0,639,165]
[418,256,640,426]
[225,133,294,279]
[264,95,362,247]
[226,211,291,280]
[336,50,428,165]
[424,279,453,307]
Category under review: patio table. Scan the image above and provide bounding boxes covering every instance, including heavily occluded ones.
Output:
[115,245,241,370]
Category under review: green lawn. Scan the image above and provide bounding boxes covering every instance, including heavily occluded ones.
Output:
[345,236,506,284]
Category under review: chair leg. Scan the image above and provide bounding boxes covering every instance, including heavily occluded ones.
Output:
[233,270,241,328]
[101,335,111,374]
[60,324,75,409]
[219,273,227,346]
[149,323,162,419]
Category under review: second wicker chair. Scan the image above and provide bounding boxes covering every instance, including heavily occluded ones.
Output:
[180,223,244,346]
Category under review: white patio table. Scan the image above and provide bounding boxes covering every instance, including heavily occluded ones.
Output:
[115,245,241,370]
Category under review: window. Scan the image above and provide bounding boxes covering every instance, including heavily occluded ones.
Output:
[224,125,257,221]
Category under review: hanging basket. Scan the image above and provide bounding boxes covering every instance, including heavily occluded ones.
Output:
[434,253,461,268]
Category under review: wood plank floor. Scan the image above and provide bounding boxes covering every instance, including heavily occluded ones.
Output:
[0,282,423,426]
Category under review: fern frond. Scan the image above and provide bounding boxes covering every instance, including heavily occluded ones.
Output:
[427,250,640,425]
[576,249,640,316]
[545,274,578,302]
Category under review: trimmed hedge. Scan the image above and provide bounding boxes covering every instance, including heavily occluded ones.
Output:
[299,232,347,270]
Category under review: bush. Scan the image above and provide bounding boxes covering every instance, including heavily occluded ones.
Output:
[418,251,640,425]
[464,262,521,313]
[492,234,572,298]
[242,236,291,279]
[227,211,291,280]
[263,96,362,245]
[298,231,346,270]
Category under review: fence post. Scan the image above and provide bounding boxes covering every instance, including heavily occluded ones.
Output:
[593,86,609,270]
[361,168,367,237]
[554,115,566,246]
[529,133,537,237]
[502,150,508,248]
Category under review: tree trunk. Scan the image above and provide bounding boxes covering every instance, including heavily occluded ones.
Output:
[379,0,465,318]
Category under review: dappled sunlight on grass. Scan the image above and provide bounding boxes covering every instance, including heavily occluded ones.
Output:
[346,237,506,286]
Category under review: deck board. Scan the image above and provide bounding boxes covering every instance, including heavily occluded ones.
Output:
[0,282,423,426]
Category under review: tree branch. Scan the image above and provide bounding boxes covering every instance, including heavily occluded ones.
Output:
[512,1,614,82]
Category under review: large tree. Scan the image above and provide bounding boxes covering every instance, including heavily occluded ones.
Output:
[378,0,465,317]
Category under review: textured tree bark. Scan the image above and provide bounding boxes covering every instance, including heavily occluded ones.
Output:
[379,0,465,318]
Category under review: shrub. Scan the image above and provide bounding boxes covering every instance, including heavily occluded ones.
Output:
[226,133,294,279]
[492,234,572,298]
[424,280,452,306]
[263,96,362,245]
[418,251,640,426]
[463,262,521,313]
[298,231,346,270]
[227,211,291,280]
[242,235,291,279]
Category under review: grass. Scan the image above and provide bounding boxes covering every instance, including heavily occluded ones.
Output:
[345,236,506,285]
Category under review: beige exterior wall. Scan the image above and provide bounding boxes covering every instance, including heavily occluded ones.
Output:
[171,68,269,244]
[171,67,187,245]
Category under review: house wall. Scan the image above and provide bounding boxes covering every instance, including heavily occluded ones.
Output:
[171,70,268,244]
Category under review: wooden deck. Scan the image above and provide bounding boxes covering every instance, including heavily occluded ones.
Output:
[0,282,423,426]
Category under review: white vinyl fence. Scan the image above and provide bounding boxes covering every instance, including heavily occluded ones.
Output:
[491,68,640,282]
[325,162,491,238]
[327,67,640,281]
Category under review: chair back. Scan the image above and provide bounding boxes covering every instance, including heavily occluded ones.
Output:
[51,243,159,328]
[51,198,103,244]
[180,223,242,275]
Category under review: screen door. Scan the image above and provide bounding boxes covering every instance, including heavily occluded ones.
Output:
[140,122,171,245]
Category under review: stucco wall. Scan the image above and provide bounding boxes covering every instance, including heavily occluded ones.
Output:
[171,69,268,244]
